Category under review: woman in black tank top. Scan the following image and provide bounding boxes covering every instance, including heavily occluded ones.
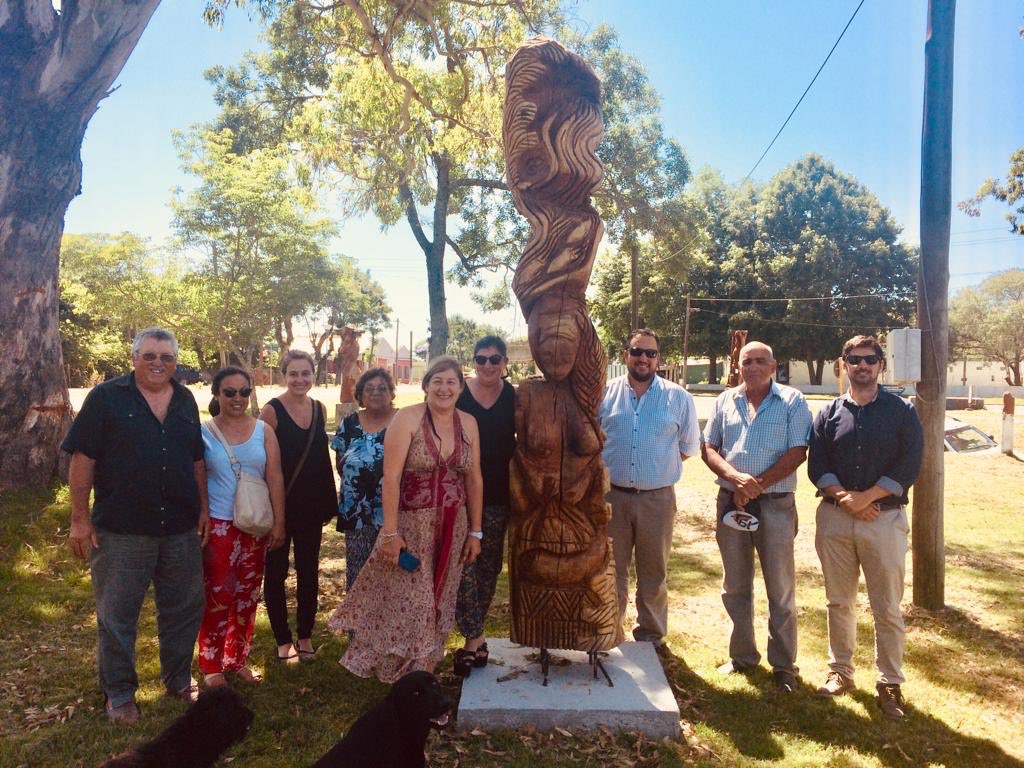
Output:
[452,336,516,677]
[258,351,338,663]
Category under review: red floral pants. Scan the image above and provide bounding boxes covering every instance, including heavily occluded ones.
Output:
[197,520,266,675]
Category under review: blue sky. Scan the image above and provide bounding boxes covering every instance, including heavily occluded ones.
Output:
[64,0,1024,344]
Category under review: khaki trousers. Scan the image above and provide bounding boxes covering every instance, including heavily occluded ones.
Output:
[607,486,676,644]
[814,500,909,685]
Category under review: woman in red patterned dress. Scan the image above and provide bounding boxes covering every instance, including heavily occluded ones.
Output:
[329,356,483,683]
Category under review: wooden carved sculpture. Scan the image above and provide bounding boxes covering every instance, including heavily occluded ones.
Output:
[339,326,363,404]
[503,37,623,654]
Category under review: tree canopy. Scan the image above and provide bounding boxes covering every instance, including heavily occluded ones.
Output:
[202,1,688,355]
[949,269,1024,386]
[592,155,917,383]
[959,147,1024,236]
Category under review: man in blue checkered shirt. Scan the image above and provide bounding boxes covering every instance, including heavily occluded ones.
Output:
[599,329,701,648]
[701,341,812,692]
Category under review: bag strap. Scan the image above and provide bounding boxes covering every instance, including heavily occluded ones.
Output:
[285,400,321,496]
[205,418,242,479]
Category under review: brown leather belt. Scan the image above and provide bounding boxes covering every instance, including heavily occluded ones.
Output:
[610,484,667,494]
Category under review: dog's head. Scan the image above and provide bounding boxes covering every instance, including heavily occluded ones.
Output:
[194,685,255,735]
[388,671,452,730]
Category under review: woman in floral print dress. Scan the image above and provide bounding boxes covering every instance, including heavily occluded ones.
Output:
[329,356,483,683]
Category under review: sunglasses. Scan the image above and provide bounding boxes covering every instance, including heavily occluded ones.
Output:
[474,354,504,366]
[140,352,176,364]
[362,385,391,394]
[220,387,252,399]
[845,354,881,366]
[627,347,658,359]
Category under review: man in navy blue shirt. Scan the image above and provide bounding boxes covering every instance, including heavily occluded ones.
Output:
[808,335,922,721]
[63,328,209,723]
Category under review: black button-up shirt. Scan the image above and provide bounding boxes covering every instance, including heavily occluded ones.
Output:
[61,374,204,535]
[808,388,923,505]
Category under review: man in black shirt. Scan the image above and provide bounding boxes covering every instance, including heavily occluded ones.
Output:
[63,328,209,723]
[808,335,922,721]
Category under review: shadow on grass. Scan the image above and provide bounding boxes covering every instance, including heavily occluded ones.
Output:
[905,604,1024,703]
[656,646,1024,768]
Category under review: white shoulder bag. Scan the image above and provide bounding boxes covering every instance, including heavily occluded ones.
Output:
[205,419,274,537]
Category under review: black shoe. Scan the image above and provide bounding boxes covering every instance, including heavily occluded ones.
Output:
[452,649,474,678]
[876,683,905,721]
[772,669,798,693]
[472,642,489,668]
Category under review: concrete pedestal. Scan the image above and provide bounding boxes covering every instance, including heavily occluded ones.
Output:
[457,639,680,739]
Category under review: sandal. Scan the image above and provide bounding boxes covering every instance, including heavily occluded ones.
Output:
[452,649,474,678]
[203,673,229,688]
[277,649,300,664]
[297,647,317,662]
[473,642,489,668]
[233,667,263,686]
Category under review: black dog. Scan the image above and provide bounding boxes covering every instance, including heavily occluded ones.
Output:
[314,670,452,768]
[98,686,254,768]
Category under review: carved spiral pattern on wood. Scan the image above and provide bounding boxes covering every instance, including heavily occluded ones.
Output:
[503,37,622,652]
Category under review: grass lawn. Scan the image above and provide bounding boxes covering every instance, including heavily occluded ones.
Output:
[1,400,1022,766]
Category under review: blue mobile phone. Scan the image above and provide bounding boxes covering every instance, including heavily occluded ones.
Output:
[398,549,421,572]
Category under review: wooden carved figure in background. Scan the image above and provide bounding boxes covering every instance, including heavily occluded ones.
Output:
[503,37,623,653]
[339,327,363,404]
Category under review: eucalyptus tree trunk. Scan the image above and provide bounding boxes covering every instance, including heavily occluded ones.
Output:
[0,1,161,489]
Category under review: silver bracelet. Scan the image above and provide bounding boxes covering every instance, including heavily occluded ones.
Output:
[468,530,483,540]
[378,531,399,541]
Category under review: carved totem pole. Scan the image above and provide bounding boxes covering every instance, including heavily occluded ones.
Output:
[337,326,363,421]
[503,37,623,653]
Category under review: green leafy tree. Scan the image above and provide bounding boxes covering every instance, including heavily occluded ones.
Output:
[590,169,759,381]
[171,127,337,376]
[742,154,916,383]
[959,147,1024,236]
[949,269,1024,385]
[444,314,504,365]
[202,2,688,356]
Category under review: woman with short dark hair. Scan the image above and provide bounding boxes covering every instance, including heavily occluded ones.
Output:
[452,336,516,677]
[331,367,398,591]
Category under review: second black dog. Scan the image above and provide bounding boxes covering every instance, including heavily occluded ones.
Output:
[98,686,254,768]
[313,670,452,768]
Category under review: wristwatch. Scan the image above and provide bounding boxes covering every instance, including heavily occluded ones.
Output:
[468,530,483,540]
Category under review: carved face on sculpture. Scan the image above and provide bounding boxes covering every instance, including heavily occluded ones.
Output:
[504,41,603,207]
[528,293,585,381]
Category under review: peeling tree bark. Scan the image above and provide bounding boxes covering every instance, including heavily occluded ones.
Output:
[0,0,161,490]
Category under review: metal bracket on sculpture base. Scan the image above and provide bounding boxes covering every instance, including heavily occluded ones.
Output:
[535,647,613,688]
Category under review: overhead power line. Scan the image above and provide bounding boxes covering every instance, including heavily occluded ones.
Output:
[742,0,867,183]
[690,292,887,303]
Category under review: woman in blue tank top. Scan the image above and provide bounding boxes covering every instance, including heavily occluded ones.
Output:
[198,367,285,689]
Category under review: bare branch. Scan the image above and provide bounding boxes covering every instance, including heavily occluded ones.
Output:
[401,183,433,253]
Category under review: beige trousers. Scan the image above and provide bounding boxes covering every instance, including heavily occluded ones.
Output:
[814,500,909,685]
[607,486,676,644]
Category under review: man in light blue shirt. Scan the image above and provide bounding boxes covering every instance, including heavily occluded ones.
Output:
[599,329,701,646]
[701,341,812,692]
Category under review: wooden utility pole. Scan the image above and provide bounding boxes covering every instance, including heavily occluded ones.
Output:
[913,0,955,610]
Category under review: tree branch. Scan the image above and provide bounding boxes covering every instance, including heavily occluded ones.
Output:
[401,183,432,253]
[449,177,508,191]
